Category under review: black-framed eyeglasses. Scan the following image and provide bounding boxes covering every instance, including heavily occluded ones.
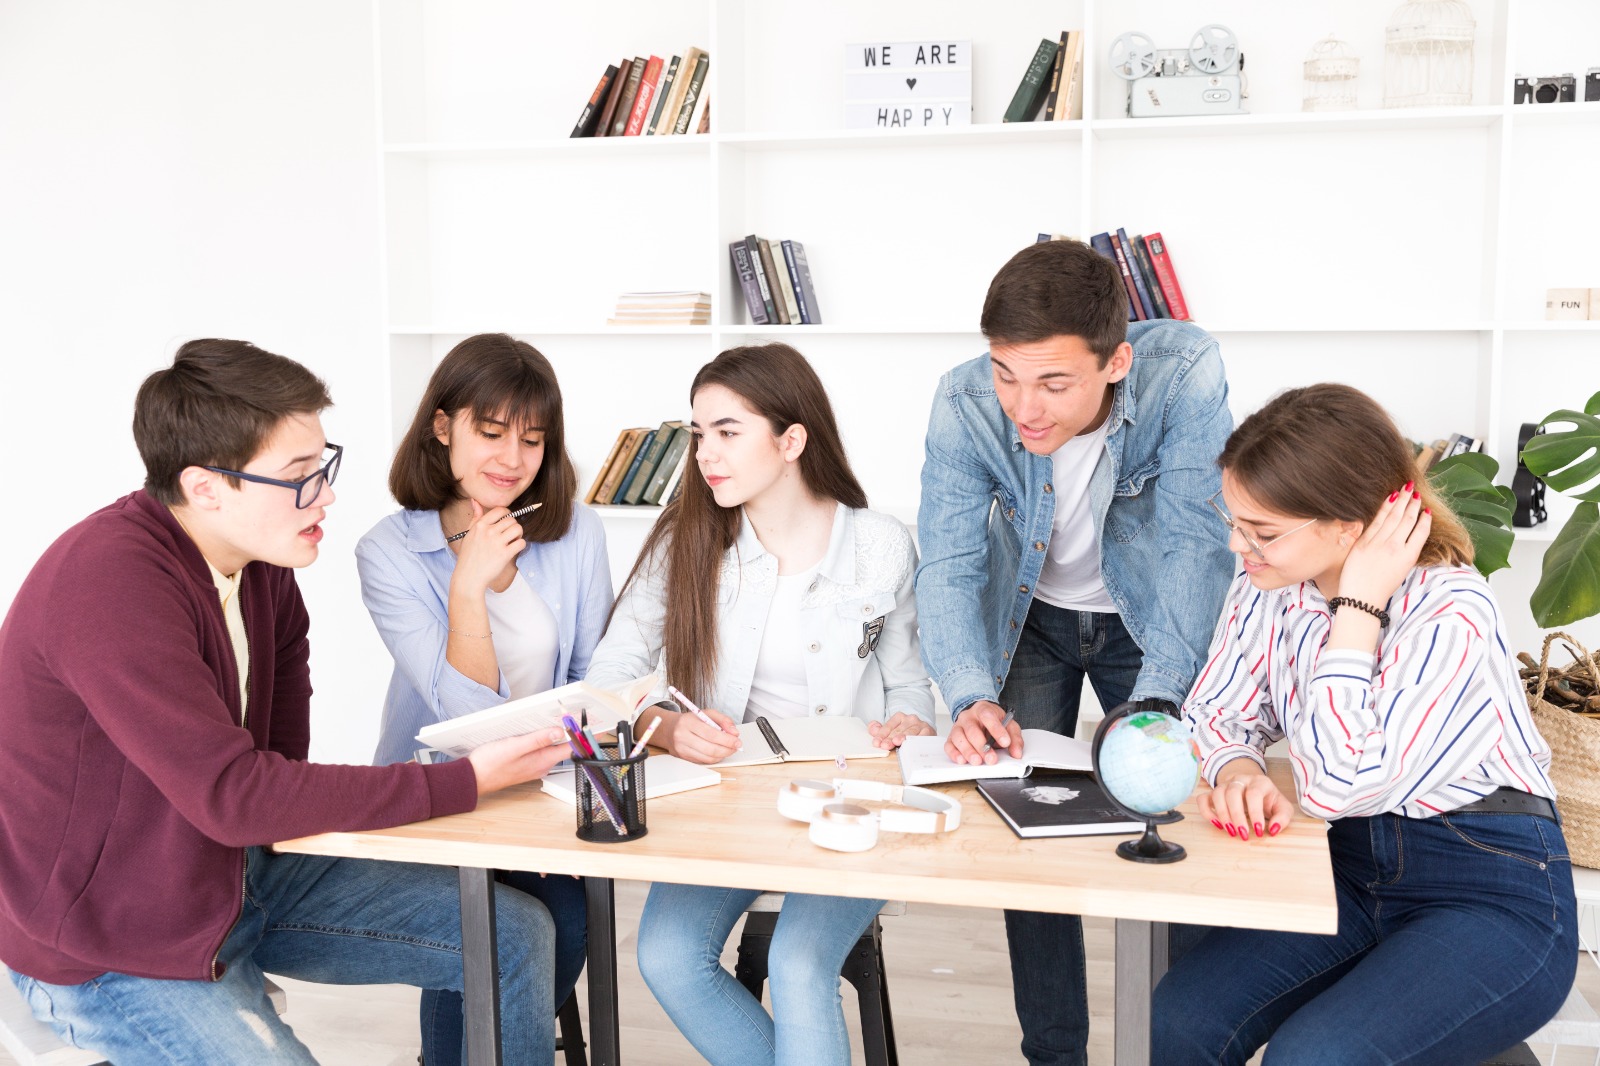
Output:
[1206,490,1316,562]
[205,443,343,510]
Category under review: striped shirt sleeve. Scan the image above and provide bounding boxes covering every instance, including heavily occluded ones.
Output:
[1183,575,1283,785]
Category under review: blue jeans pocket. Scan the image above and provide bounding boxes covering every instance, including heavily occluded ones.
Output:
[1437,812,1561,869]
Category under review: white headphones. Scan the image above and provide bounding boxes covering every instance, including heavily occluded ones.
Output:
[777,778,963,852]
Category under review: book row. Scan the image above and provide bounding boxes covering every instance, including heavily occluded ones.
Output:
[571,48,711,139]
[1006,30,1087,123]
[585,420,693,507]
[729,236,822,325]
[1052,229,1191,322]
[607,291,711,327]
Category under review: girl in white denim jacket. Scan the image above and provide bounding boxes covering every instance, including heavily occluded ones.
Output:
[585,343,933,1066]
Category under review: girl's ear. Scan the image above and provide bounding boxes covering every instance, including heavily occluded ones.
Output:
[432,409,452,446]
[780,423,808,462]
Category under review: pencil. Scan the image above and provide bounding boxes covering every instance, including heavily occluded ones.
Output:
[445,502,542,544]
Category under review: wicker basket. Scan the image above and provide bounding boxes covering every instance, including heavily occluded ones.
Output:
[1527,632,1600,870]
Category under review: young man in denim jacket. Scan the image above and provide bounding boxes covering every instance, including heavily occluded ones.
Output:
[916,239,1235,1066]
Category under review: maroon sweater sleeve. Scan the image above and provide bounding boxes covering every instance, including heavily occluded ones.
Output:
[44,526,477,847]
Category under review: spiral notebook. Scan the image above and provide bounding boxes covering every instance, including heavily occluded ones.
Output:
[710,716,890,769]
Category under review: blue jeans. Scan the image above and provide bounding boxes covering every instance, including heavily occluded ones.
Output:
[636,883,884,1066]
[8,848,556,1066]
[421,870,586,1066]
[997,604,1140,1066]
[1153,811,1578,1065]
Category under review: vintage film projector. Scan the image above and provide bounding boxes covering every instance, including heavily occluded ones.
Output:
[1110,24,1247,118]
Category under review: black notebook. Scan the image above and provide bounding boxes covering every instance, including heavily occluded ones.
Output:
[976,770,1145,839]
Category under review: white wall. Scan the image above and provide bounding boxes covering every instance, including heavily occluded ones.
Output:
[0,1,394,763]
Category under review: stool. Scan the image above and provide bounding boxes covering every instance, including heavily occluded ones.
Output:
[0,966,284,1066]
[556,991,586,1066]
[732,893,904,1066]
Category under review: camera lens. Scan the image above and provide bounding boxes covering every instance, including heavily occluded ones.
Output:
[1535,81,1559,103]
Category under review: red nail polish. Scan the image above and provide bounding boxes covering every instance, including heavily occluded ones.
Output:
[1388,491,1399,502]
[1412,491,1420,500]
[1269,823,1281,836]
[1403,480,1414,492]
[1225,824,1236,837]
[1211,819,1223,831]
[1254,822,1264,836]
[1423,508,1431,515]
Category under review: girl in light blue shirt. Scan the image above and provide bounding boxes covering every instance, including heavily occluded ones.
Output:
[357,332,610,1066]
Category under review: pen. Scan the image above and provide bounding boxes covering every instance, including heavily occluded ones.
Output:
[668,685,734,735]
[445,502,543,544]
[626,716,662,758]
[561,715,594,758]
[981,709,1017,754]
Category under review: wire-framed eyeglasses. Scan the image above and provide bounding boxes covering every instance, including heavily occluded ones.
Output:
[1206,490,1317,561]
[204,443,343,510]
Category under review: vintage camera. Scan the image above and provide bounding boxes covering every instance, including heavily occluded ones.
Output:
[1514,73,1577,104]
[1110,24,1246,118]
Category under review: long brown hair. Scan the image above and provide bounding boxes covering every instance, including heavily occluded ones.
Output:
[618,344,868,704]
[388,333,576,542]
[1219,384,1473,568]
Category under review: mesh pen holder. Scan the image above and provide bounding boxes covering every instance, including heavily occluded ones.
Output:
[573,743,648,843]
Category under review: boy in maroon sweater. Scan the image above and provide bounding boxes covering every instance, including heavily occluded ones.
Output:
[0,340,567,1064]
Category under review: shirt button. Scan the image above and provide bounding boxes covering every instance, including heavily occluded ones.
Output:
[814,705,827,716]
[1002,651,1010,661]
[1043,483,1054,494]
[808,642,821,653]
[1019,585,1029,594]
[861,604,874,615]
[1006,508,1016,520]
[1033,541,1046,551]
[1010,619,1018,629]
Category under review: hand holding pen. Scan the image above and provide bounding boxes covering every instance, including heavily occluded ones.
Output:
[944,699,1023,766]
[446,501,543,544]
[664,685,742,764]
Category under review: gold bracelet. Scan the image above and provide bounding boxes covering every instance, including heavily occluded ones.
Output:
[448,627,493,639]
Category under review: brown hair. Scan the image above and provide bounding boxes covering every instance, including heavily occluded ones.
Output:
[1219,384,1473,568]
[617,343,867,704]
[388,333,576,542]
[979,239,1128,364]
[134,338,333,505]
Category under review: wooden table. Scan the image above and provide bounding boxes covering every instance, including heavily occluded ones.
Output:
[277,759,1334,1066]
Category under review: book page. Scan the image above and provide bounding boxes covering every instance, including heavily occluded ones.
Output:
[540,753,722,804]
[416,674,656,759]
[770,716,888,761]
[897,729,1092,786]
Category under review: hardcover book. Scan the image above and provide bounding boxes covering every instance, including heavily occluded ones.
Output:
[769,239,802,324]
[896,729,1092,786]
[729,240,770,324]
[609,57,646,137]
[1058,31,1085,121]
[657,47,703,136]
[610,428,657,504]
[756,238,790,324]
[594,57,633,138]
[571,64,618,138]
[416,674,658,759]
[1131,236,1171,318]
[976,771,1145,839]
[622,420,682,504]
[641,425,692,504]
[673,53,710,135]
[1144,233,1190,320]
[1042,32,1068,120]
[595,427,646,504]
[1116,227,1157,320]
[584,428,632,503]
[744,234,777,323]
[623,56,664,136]
[782,240,822,324]
[711,716,891,769]
[645,55,681,135]
[1004,38,1059,122]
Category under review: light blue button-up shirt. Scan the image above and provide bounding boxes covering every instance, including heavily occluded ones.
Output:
[356,505,613,765]
[916,318,1236,715]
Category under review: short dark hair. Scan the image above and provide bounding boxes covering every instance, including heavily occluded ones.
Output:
[388,333,576,543]
[979,239,1128,364]
[133,338,333,505]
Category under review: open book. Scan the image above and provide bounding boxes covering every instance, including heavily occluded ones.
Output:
[415,674,657,760]
[976,771,1144,839]
[896,729,1092,786]
[540,753,722,804]
[711,716,890,769]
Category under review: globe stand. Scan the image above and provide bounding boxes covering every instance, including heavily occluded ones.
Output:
[1092,701,1198,865]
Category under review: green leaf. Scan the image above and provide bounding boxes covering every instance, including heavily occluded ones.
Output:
[1531,502,1600,628]
[1524,404,1600,503]
[1427,454,1514,577]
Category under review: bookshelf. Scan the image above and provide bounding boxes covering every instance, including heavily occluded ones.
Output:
[372,0,1600,652]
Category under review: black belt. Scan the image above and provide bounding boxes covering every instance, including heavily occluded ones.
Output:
[1450,787,1558,823]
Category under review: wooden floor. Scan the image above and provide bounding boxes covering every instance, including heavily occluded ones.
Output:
[6,877,1598,1065]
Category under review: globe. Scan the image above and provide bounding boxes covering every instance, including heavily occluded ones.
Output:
[1091,703,1201,863]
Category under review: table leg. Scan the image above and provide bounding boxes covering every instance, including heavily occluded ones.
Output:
[585,876,621,1066]
[1113,919,1169,1066]
[460,866,503,1066]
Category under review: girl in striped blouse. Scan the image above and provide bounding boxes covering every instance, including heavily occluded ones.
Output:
[1153,384,1576,1065]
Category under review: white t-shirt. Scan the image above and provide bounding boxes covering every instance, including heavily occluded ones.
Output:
[744,566,818,722]
[484,572,561,700]
[1032,417,1116,612]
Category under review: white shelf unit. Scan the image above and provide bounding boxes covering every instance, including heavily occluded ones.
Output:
[373,0,1600,648]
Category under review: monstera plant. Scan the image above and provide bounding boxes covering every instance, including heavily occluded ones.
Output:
[1425,390,1600,629]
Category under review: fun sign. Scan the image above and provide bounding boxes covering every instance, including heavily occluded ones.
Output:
[844,40,972,129]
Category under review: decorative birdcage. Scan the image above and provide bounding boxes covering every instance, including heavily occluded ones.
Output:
[1303,35,1360,111]
[1383,0,1476,107]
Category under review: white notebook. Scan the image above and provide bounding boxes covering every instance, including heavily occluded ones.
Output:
[711,716,891,769]
[539,753,722,804]
[415,674,657,759]
[896,729,1093,786]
